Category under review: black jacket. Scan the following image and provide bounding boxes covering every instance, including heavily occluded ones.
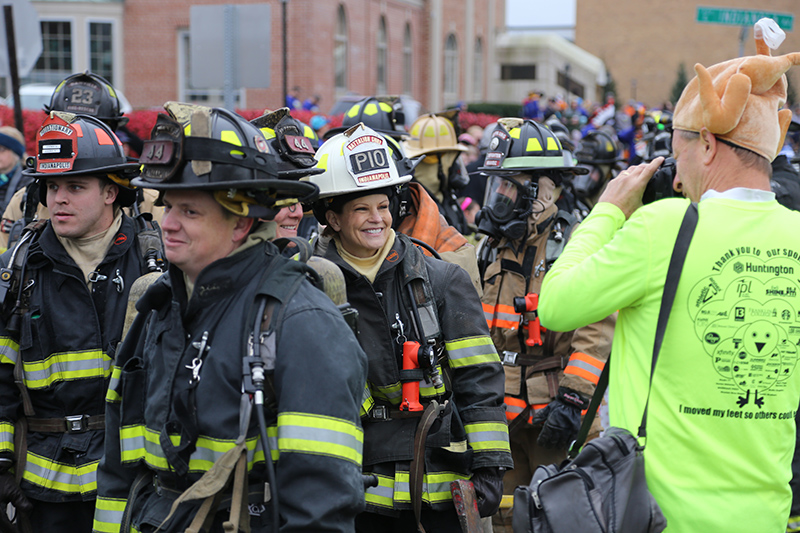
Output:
[323,233,512,514]
[0,214,149,502]
[94,237,368,532]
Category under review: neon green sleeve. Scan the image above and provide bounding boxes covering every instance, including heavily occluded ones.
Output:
[540,200,671,331]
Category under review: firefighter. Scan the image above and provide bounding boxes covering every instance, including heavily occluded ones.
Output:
[93,103,367,533]
[0,71,162,251]
[308,123,512,532]
[476,118,615,531]
[0,111,163,532]
[317,99,483,295]
[404,112,472,235]
[571,129,624,217]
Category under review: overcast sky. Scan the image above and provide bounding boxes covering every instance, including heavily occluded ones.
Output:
[505,0,577,28]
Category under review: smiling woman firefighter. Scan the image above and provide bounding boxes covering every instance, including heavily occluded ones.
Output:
[308,123,512,532]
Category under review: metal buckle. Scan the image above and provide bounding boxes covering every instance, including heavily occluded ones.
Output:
[65,414,89,433]
[87,271,107,283]
[371,405,389,421]
[501,351,519,366]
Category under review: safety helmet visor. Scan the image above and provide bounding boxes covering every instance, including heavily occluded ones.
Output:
[482,174,528,224]
[573,164,610,199]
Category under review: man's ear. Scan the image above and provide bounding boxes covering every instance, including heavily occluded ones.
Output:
[699,127,718,166]
[325,210,341,232]
[232,216,254,243]
[103,182,119,206]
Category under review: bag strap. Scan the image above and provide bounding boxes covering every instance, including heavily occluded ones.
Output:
[568,202,697,458]
[638,202,698,439]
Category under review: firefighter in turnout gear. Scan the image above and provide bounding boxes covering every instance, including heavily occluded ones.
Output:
[404,112,472,235]
[0,111,161,532]
[92,103,368,533]
[476,118,615,531]
[309,123,512,532]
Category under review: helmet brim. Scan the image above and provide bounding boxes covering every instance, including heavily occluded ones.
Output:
[131,175,319,204]
[403,143,469,158]
[476,165,589,176]
[23,161,140,179]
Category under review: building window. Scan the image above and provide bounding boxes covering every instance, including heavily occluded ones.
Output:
[403,24,412,94]
[89,22,114,84]
[501,64,536,80]
[32,20,72,84]
[335,5,348,91]
[377,16,387,94]
[444,33,458,99]
[473,37,483,101]
[558,70,585,99]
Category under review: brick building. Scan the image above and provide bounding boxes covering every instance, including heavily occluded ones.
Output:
[575,0,800,107]
[25,0,505,113]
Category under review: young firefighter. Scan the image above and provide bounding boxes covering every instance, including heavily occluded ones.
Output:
[0,111,162,532]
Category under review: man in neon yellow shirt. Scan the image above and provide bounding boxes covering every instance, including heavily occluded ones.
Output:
[540,21,800,533]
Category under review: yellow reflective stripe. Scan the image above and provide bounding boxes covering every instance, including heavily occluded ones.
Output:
[371,381,402,404]
[788,515,800,532]
[464,421,510,452]
[119,424,276,472]
[93,497,126,533]
[24,350,112,389]
[395,470,467,504]
[364,473,395,508]
[23,450,97,495]
[106,366,121,403]
[278,412,363,465]
[445,336,500,368]
[0,336,19,364]
[360,382,374,417]
[0,421,13,453]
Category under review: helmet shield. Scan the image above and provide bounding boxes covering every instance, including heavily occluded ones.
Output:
[310,123,412,200]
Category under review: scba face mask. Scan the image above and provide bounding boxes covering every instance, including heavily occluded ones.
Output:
[572,164,611,200]
[476,174,537,240]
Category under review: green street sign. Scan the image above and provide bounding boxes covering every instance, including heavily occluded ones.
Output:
[697,7,794,31]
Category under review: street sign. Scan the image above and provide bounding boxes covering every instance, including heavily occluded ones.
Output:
[697,7,794,32]
[190,4,271,89]
[0,0,42,77]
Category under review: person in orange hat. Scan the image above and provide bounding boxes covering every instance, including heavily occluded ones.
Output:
[538,18,800,532]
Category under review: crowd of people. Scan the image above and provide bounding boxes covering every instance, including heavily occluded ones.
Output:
[0,17,797,533]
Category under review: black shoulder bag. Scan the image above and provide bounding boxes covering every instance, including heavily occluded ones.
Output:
[512,202,698,533]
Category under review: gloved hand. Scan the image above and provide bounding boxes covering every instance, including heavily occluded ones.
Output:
[0,463,31,533]
[471,467,504,517]
[531,387,588,449]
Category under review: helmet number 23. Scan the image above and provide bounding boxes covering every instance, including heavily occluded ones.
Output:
[70,88,94,105]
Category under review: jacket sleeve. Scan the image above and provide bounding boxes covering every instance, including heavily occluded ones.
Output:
[560,313,616,398]
[273,284,368,532]
[436,262,513,470]
[0,252,19,464]
[92,311,149,533]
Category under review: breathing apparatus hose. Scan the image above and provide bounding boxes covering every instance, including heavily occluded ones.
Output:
[251,296,280,532]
